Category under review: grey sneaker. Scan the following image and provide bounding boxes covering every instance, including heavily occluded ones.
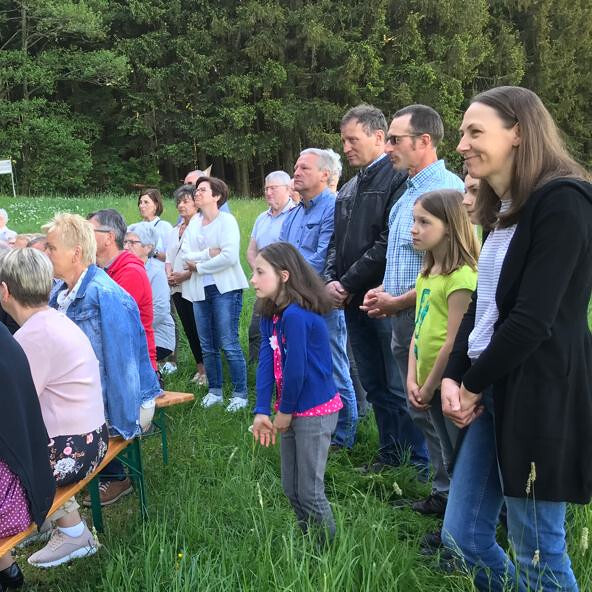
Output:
[27,523,99,568]
[226,397,248,412]
[201,393,223,408]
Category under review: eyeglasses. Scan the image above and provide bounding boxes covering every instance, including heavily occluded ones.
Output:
[386,134,422,145]
[123,239,143,246]
[193,187,210,194]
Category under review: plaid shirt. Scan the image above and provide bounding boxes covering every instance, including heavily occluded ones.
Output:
[383,160,464,296]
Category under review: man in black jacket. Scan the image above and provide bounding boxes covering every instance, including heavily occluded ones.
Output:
[324,104,428,470]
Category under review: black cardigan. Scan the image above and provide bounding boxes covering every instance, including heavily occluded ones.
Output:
[0,323,56,527]
[444,178,592,503]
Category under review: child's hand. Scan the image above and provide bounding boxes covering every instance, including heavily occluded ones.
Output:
[252,414,276,447]
[407,380,429,411]
[418,384,436,406]
[273,412,292,433]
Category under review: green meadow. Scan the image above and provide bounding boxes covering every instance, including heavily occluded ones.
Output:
[1,194,590,591]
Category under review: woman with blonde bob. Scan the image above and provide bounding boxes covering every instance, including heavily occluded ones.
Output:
[43,214,161,506]
[0,247,107,568]
[441,86,592,591]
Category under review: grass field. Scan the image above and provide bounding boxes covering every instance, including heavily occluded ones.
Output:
[1,194,591,591]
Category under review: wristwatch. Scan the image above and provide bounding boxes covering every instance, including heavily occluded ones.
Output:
[153,249,159,259]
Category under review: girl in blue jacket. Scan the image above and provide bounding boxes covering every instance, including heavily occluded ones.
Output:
[251,242,342,543]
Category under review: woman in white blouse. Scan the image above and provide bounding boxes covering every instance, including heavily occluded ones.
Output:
[181,177,249,412]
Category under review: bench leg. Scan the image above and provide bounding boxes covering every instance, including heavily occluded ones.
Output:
[88,477,104,533]
[120,439,148,522]
[152,408,169,465]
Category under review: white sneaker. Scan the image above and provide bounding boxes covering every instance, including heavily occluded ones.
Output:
[27,523,98,568]
[226,397,248,412]
[201,393,223,408]
[191,372,208,386]
[160,362,177,375]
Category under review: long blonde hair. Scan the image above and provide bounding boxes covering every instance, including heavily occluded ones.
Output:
[416,189,480,277]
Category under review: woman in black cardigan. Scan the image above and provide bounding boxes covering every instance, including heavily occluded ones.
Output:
[441,86,591,591]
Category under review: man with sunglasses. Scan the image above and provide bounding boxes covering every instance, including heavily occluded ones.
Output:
[361,104,464,517]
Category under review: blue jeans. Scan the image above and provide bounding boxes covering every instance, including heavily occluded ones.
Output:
[443,390,578,591]
[324,308,358,449]
[193,286,247,398]
[345,305,428,467]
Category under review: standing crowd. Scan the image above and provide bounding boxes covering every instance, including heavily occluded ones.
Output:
[0,85,591,592]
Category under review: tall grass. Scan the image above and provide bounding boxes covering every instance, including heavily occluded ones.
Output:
[2,193,591,591]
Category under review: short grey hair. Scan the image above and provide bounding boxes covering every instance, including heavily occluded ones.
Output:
[264,171,291,186]
[88,209,127,249]
[325,149,342,185]
[0,247,53,307]
[173,184,195,205]
[341,104,387,135]
[127,222,157,248]
[0,208,7,222]
[299,148,334,174]
[393,104,444,147]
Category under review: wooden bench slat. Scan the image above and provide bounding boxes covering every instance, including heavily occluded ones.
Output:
[155,391,195,408]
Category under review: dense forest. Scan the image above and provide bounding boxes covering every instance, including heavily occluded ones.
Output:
[0,0,590,196]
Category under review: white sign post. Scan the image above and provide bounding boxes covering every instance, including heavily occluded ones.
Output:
[0,160,16,197]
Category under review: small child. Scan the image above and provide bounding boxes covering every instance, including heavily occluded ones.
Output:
[407,189,480,474]
[251,242,342,543]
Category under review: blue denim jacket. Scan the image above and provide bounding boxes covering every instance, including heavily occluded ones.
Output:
[49,264,161,439]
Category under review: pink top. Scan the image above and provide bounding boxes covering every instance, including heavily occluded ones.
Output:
[14,308,106,438]
[271,315,343,418]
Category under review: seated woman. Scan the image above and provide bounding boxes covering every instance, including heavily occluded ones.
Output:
[42,213,161,507]
[0,247,108,568]
[0,323,55,588]
[181,176,249,412]
[125,222,176,364]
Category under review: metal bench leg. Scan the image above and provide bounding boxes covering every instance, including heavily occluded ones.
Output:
[152,408,169,465]
[120,439,148,522]
[88,477,104,533]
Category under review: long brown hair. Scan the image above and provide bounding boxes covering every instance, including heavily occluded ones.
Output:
[256,242,331,317]
[416,189,480,277]
[470,86,590,231]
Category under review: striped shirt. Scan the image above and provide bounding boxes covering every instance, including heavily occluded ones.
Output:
[383,160,464,296]
[468,200,517,360]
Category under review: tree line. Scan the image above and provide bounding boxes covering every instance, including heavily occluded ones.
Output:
[0,0,590,196]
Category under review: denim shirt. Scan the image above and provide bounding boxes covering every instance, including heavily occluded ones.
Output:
[279,188,335,274]
[49,264,161,439]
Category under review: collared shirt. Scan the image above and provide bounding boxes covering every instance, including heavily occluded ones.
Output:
[279,188,335,274]
[383,160,464,296]
[251,198,295,250]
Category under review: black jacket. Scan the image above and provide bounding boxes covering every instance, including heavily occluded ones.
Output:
[323,157,407,305]
[0,323,56,527]
[444,178,592,503]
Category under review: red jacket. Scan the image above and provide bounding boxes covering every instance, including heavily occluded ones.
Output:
[106,251,157,369]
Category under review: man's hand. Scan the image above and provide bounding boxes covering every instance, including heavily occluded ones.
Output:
[252,414,276,447]
[326,281,349,307]
[360,287,400,318]
[273,412,292,433]
[168,271,190,286]
[184,261,197,272]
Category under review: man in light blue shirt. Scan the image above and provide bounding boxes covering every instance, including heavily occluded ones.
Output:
[280,148,358,449]
[247,170,294,361]
[363,105,464,515]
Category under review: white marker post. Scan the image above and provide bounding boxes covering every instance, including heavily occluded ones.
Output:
[0,160,16,197]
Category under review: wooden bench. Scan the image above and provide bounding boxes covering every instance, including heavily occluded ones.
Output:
[0,391,194,556]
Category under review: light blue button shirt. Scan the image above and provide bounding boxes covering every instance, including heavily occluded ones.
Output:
[279,188,335,274]
[383,160,464,296]
[251,199,295,250]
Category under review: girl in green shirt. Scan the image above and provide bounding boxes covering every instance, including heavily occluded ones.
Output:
[406,189,480,473]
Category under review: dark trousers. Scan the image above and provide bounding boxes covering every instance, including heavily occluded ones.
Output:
[172,291,203,366]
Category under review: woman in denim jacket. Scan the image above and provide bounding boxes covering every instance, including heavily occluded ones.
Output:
[43,213,161,441]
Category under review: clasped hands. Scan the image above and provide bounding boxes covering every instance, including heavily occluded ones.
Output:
[441,378,484,428]
[251,412,292,447]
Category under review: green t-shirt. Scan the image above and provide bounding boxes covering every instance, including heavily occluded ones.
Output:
[414,265,477,386]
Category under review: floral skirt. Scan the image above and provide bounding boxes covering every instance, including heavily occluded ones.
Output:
[48,424,109,487]
[0,458,32,538]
